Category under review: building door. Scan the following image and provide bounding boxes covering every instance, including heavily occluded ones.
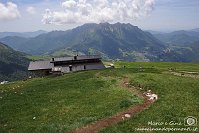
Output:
[69,65,72,72]
[84,65,86,70]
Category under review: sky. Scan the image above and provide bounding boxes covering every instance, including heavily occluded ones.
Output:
[0,0,199,32]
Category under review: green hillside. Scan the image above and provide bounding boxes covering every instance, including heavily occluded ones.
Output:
[158,42,199,62]
[0,70,142,133]
[2,23,199,62]
[0,36,29,51]
[0,42,29,81]
[0,62,199,133]
[101,62,199,133]
[0,23,167,61]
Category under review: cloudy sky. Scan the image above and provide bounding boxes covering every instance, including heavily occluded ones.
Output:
[0,0,199,32]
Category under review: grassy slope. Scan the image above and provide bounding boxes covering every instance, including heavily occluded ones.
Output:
[0,70,141,133]
[100,62,199,133]
[115,62,199,72]
[26,55,51,61]
[0,62,199,133]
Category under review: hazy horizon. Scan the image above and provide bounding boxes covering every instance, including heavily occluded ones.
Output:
[0,22,198,33]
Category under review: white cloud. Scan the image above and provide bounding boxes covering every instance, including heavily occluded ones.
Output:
[62,0,77,10]
[0,2,21,21]
[26,6,36,15]
[42,0,155,25]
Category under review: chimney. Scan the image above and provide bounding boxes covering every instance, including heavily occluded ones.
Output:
[74,56,77,60]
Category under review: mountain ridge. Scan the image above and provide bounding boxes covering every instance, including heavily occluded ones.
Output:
[1,23,199,62]
[0,23,166,61]
[0,30,47,39]
[150,29,199,46]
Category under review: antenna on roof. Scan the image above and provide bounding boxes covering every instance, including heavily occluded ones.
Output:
[88,51,91,57]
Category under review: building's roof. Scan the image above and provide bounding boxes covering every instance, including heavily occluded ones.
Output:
[28,55,102,71]
[51,55,101,62]
[28,61,53,71]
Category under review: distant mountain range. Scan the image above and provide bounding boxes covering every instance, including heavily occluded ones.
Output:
[0,36,29,51]
[0,23,167,61]
[191,28,199,32]
[0,30,47,39]
[0,42,29,81]
[0,23,199,62]
[150,29,199,46]
[148,29,199,62]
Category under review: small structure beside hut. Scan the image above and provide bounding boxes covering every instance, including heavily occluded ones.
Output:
[0,81,9,85]
[28,55,105,75]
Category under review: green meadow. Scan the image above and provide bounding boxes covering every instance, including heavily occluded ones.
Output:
[100,62,199,133]
[0,62,199,133]
[0,70,141,133]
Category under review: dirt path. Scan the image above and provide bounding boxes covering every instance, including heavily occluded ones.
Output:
[72,76,155,133]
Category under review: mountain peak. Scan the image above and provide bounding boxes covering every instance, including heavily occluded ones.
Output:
[1,23,166,61]
[98,22,136,27]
